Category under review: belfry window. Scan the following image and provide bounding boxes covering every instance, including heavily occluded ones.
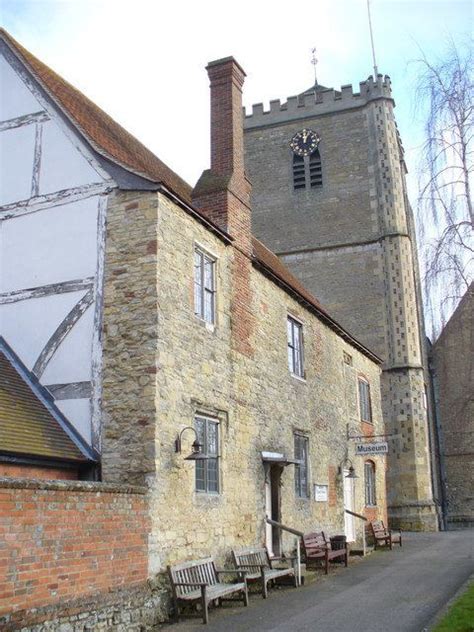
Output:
[292,149,323,190]
[309,149,322,187]
[292,154,306,190]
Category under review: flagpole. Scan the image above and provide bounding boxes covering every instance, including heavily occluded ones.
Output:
[367,0,379,76]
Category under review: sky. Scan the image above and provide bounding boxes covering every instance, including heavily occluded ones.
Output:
[1,0,471,189]
[1,0,472,334]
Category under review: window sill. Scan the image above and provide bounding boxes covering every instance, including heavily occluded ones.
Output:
[290,373,306,383]
[295,495,310,502]
[194,315,216,333]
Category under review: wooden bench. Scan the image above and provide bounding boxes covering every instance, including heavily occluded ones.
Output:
[370,520,402,550]
[302,531,348,574]
[232,546,298,598]
[167,557,248,624]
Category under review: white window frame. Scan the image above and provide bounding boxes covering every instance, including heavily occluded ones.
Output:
[364,461,377,506]
[195,415,220,494]
[294,433,309,498]
[287,316,305,378]
[194,246,216,325]
[358,377,372,423]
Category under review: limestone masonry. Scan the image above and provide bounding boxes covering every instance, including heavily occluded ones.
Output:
[244,76,439,530]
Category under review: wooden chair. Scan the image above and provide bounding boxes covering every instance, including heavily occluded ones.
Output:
[370,520,402,550]
[302,531,348,574]
[232,546,298,598]
[168,556,248,624]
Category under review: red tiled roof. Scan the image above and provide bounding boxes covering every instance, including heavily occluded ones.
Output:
[0,28,193,204]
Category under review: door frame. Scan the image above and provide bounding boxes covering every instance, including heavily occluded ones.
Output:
[343,469,356,542]
[264,464,282,556]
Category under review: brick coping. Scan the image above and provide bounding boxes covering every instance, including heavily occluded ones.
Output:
[0,476,148,494]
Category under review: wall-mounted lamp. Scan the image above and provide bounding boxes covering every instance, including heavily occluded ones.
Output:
[339,458,358,479]
[175,427,208,461]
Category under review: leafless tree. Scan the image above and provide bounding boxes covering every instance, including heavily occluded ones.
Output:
[415,41,473,338]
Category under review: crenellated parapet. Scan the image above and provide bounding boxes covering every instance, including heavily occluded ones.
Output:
[244,74,392,128]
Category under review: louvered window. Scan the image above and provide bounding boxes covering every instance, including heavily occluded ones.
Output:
[309,149,322,187]
[292,150,323,190]
[292,154,306,189]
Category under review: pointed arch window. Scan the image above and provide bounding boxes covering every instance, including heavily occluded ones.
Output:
[364,461,376,506]
[292,149,323,190]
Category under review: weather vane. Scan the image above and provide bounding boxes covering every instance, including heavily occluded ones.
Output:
[311,47,318,87]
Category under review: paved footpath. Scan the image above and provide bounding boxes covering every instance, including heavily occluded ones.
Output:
[162,531,474,632]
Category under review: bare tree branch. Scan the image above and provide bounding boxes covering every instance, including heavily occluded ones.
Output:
[414,40,474,338]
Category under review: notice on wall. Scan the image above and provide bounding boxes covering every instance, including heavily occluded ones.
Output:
[355,442,388,455]
[314,484,328,502]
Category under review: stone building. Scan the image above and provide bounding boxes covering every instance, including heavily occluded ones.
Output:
[430,284,473,529]
[243,78,438,530]
[0,29,390,627]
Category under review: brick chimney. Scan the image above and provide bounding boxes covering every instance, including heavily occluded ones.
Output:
[192,57,252,256]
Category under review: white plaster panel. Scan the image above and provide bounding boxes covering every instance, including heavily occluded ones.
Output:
[0,54,42,121]
[41,302,94,384]
[0,125,35,205]
[55,398,92,444]
[39,120,102,194]
[0,290,88,370]
[1,196,99,292]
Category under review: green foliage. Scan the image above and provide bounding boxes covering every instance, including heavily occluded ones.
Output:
[433,583,474,632]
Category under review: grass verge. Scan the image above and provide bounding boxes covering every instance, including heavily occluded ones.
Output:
[433,582,474,632]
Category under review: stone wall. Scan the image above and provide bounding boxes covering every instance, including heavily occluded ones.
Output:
[432,285,474,528]
[244,86,437,530]
[101,190,160,485]
[0,478,160,631]
[100,188,388,579]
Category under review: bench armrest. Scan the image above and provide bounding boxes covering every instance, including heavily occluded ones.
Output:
[172,582,207,588]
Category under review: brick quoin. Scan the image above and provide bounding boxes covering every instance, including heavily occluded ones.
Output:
[0,482,149,621]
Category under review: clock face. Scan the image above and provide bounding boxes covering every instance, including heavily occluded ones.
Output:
[289,129,320,157]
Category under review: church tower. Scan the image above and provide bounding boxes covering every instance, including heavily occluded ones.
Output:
[243,76,438,530]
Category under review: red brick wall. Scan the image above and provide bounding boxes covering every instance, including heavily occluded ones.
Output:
[0,463,78,480]
[0,479,149,622]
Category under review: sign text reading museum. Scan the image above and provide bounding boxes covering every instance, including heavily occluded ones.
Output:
[355,442,388,455]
